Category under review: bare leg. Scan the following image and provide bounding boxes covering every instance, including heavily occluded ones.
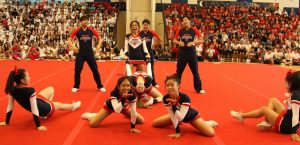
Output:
[52,101,81,111]
[90,109,111,128]
[38,86,54,101]
[256,98,286,130]
[125,64,134,75]
[240,106,278,125]
[121,109,144,124]
[267,98,285,114]
[191,118,215,137]
[152,114,173,127]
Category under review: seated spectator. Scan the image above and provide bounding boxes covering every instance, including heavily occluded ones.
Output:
[113,47,126,60]
[39,43,47,59]
[292,49,300,65]
[282,48,293,66]
[273,47,284,65]
[28,43,40,60]
[206,45,216,62]
[263,47,273,64]
[11,43,23,60]
[3,42,11,59]
[57,43,70,61]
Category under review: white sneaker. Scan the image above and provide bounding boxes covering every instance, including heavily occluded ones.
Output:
[71,88,79,93]
[71,101,81,111]
[81,112,97,120]
[257,121,272,131]
[230,110,244,123]
[199,90,206,94]
[98,87,106,92]
[205,120,219,128]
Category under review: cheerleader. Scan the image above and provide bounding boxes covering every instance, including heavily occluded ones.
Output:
[81,76,144,133]
[0,67,81,131]
[173,16,204,93]
[125,60,163,108]
[230,70,300,142]
[124,21,150,74]
[152,75,218,138]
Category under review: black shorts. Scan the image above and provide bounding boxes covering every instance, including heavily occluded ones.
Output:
[275,109,293,134]
[182,107,200,123]
[37,95,55,117]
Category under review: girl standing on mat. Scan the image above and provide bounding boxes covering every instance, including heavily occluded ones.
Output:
[124,21,150,74]
[81,76,144,133]
[125,60,163,108]
[152,75,218,138]
[0,67,81,131]
[230,70,300,142]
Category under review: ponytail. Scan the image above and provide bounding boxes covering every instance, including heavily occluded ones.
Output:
[4,68,26,94]
[5,71,16,94]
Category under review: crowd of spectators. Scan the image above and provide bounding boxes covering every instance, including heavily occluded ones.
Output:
[0,0,119,61]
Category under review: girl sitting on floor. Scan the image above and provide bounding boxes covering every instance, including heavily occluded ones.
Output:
[0,67,81,131]
[230,70,300,142]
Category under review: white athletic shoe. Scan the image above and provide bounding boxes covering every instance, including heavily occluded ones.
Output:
[230,110,244,123]
[98,87,106,92]
[257,121,272,131]
[199,90,206,94]
[205,120,219,128]
[71,101,81,111]
[71,88,79,93]
[81,112,97,120]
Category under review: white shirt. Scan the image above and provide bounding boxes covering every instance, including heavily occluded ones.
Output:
[264,52,273,60]
[196,44,203,56]
[273,51,283,59]
[207,49,215,57]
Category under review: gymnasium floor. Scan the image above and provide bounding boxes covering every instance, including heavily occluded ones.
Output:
[0,60,298,145]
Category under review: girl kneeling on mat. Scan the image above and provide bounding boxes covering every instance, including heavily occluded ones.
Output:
[0,67,81,131]
[81,76,144,133]
[152,75,218,138]
[230,70,300,142]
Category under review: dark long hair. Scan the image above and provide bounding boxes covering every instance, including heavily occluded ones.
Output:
[130,20,140,28]
[5,68,26,94]
[285,71,300,93]
[113,76,131,91]
[164,74,181,85]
